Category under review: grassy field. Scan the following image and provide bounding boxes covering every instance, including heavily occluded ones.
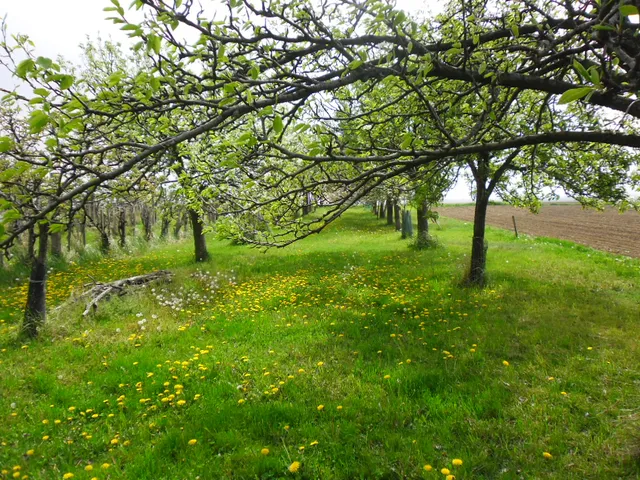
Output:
[1,208,639,479]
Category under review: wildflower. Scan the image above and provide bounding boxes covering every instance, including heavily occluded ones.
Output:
[26,449,34,456]
[42,436,49,441]
[101,463,110,469]
[188,439,197,446]
[384,375,391,380]
[441,468,451,475]
[502,361,509,366]
[316,362,324,367]
[310,440,319,446]
[62,474,74,479]
[543,452,553,459]
[452,459,463,466]
[446,476,455,480]
[84,465,93,471]
[261,448,269,455]
[424,465,432,471]
[238,399,245,405]
[317,404,324,411]
[337,405,343,411]
[288,461,301,473]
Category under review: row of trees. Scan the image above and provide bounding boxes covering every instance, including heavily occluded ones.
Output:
[1,0,639,337]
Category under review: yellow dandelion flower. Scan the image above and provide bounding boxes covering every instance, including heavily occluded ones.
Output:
[446,475,456,480]
[543,452,552,459]
[441,468,451,475]
[261,448,269,455]
[288,461,301,473]
[452,459,463,466]
[502,361,509,366]
[101,463,110,469]
[188,439,197,446]
[26,450,34,456]
[317,405,324,411]
[424,464,432,471]
[384,375,391,380]
[84,466,93,472]
[62,474,74,480]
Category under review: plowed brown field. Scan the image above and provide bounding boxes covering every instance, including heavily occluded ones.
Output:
[439,204,640,258]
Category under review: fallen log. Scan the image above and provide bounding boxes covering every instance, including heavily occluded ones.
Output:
[55,270,173,317]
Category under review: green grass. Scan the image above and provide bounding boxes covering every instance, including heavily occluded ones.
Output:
[1,208,639,479]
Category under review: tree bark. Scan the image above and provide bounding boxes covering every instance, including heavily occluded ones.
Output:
[66,222,73,251]
[80,215,87,247]
[379,200,386,219]
[160,217,171,239]
[50,231,62,257]
[466,153,492,286]
[386,197,394,226]
[189,208,210,262]
[118,209,127,248]
[373,202,378,216]
[394,203,401,231]
[23,222,49,338]
[401,210,413,239]
[415,199,433,248]
[141,206,153,241]
[100,231,110,254]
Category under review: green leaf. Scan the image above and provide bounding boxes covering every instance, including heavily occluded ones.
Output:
[48,223,66,234]
[36,56,53,69]
[16,59,35,79]
[348,59,364,70]
[33,88,50,97]
[57,75,74,90]
[148,34,161,54]
[28,110,49,133]
[2,209,22,223]
[558,87,594,104]
[0,136,13,152]
[620,5,639,16]
[400,132,413,149]
[572,60,589,82]
[587,66,600,85]
[273,115,284,134]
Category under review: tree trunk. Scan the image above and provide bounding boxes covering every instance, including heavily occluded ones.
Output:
[141,206,153,241]
[27,225,35,259]
[415,199,432,248]
[378,201,386,219]
[100,231,110,254]
[189,208,210,262]
[466,154,493,286]
[118,209,127,248]
[467,194,489,285]
[50,231,62,257]
[386,197,394,226]
[401,210,413,239]
[173,214,185,239]
[394,203,401,231]
[373,202,378,216]
[160,217,171,239]
[66,223,73,251]
[23,222,49,338]
[80,216,87,247]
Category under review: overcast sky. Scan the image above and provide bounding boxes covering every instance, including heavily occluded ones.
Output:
[0,0,478,202]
